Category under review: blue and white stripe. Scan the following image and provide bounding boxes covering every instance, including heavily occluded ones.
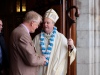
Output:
[40,26,57,66]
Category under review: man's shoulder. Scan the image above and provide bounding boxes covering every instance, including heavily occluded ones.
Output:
[56,31,67,41]
[57,31,66,37]
[12,25,26,35]
[0,33,4,40]
[34,33,40,39]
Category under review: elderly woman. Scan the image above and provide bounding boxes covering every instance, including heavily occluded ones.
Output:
[33,8,76,75]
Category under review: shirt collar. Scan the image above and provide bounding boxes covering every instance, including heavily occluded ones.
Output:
[21,24,30,34]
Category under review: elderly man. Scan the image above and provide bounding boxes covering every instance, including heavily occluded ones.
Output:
[33,9,76,75]
[9,11,46,75]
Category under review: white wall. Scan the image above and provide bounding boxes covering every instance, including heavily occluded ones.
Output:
[76,0,100,75]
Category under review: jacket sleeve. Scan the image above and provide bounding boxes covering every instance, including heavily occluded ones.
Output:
[18,34,44,66]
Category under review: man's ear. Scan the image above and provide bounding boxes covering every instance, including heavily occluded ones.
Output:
[31,21,34,26]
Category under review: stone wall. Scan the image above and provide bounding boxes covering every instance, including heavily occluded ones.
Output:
[76,0,100,75]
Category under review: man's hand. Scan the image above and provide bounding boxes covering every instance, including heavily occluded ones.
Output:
[68,38,74,49]
[42,55,46,65]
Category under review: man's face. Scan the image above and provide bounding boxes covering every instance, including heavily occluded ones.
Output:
[43,18,54,34]
[0,20,3,33]
[30,20,40,33]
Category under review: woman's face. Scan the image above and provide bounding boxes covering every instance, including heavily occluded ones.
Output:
[43,18,55,34]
